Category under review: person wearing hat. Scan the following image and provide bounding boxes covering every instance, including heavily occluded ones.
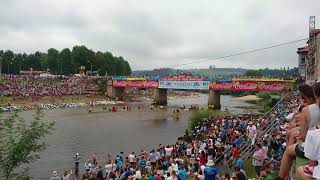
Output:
[146,161,152,174]
[204,159,217,180]
[49,170,61,180]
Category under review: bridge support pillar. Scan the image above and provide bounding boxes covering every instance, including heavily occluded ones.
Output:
[106,79,125,100]
[208,90,221,109]
[153,88,167,105]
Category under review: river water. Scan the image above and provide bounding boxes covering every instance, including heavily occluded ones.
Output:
[17,94,257,178]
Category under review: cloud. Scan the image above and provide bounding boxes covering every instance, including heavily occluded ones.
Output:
[0,0,319,70]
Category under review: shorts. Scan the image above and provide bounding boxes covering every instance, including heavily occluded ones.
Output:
[295,143,305,158]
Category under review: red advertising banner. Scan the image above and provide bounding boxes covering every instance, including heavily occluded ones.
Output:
[209,81,288,92]
[113,80,159,88]
[209,82,233,90]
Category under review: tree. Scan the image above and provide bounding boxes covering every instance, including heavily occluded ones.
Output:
[2,50,15,74]
[0,46,132,75]
[59,48,73,75]
[47,48,59,74]
[244,70,262,77]
[0,110,55,180]
[72,45,95,74]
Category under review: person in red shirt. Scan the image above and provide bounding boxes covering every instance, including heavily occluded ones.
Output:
[232,144,239,159]
[199,150,206,165]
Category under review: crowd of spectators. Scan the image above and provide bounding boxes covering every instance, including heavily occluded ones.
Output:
[0,75,97,97]
[50,94,294,180]
[277,82,320,180]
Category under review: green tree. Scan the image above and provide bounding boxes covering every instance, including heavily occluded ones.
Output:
[244,70,262,77]
[47,48,59,74]
[0,110,55,180]
[59,48,73,75]
[0,46,132,75]
[72,45,95,74]
[2,50,15,74]
[39,53,48,71]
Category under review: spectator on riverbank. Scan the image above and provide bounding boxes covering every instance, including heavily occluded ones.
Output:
[49,171,61,180]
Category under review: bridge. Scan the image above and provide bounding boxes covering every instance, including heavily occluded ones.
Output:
[106,75,295,109]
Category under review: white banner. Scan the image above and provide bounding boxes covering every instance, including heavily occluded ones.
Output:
[159,81,209,90]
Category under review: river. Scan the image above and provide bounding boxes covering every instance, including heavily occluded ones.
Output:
[17,94,258,178]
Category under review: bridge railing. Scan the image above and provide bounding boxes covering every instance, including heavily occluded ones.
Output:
[214,93,290,166]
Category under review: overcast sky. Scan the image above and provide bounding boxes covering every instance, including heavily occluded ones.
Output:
[0,0,319,70]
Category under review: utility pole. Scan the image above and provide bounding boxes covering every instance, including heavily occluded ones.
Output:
[20,57,23,75]
[308,16,316,83]
[88,60,93,76]
[60,59,62,76]
[0,57,2,80]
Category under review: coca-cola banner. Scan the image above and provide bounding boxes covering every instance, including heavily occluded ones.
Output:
[113,80,159,88]
[209,81,288,92]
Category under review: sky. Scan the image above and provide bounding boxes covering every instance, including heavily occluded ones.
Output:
[0,0,319,70]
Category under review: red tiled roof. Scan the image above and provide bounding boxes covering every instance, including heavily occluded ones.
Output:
[297,46,309,53]
[312,29,320,35]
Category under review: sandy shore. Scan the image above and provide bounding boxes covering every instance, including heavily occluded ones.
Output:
[234,95,262,101]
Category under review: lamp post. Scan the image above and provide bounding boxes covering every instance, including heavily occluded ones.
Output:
[88,60,93,76]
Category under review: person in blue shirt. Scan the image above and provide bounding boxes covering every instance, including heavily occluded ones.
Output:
[148,172,156,180]
[178,165,187,180]
[236,157,244,169]
[139,156,147,169]
[204,160,217,180]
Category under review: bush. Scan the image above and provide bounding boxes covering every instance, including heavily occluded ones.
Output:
[188,109,230,130]
[257,92,271,99]
[260,97,279,112]
[188,110,212,130]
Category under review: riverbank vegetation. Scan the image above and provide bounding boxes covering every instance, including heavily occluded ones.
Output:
[244,92,280,112]
[0,110,55,180]
[188,109,230,130]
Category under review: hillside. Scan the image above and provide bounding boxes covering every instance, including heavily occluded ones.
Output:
[132,68,250,77]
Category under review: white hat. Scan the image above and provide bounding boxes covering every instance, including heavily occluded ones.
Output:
[206,159,215,166]
[285,113,294,121]
[76,153,79,156]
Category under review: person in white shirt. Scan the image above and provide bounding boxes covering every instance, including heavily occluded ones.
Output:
[186,147,192,157]
[172,161,179,172]
[133,169,142,180]
[128,152,136,168]
[84,160,93,173]
[247,121,257,145]
[105,160,116,174]
[165,145,174,157]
